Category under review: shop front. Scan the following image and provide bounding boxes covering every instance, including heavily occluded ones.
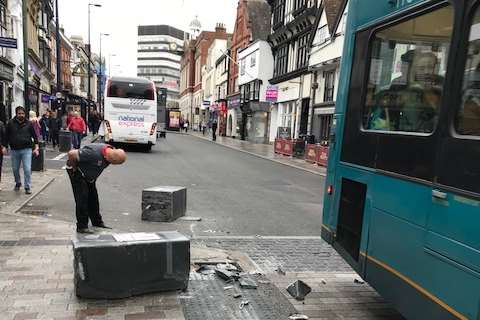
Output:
[227,94,241,138]
[242,101,270,144]
[0,57,14,122]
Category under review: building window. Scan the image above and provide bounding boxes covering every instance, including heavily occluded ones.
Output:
[250,54,256,67]
[296,34,309,69]
[273,0,285,28]
[293,0,306,12]
[320,114,333,143]
[324,70,335,102]
[315,25,329,45]
[240,59,246,76]
[0,2,6,36]
[274,45,289,77]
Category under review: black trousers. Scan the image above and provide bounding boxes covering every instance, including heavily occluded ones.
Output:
[50,130,59,148]
[67,169,104,229]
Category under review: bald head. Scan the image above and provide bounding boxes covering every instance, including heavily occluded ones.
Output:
[105,148,126,165]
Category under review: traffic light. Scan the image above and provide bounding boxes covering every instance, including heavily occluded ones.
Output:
[158,88,167,107]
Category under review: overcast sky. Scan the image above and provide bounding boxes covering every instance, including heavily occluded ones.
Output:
[59,0,238,77]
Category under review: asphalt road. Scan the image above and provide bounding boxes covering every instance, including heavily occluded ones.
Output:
[26,133,326,237]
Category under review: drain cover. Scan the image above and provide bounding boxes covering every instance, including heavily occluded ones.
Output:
[181,274,296,320]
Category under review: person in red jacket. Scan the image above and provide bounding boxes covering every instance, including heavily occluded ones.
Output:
[68,112,87,149]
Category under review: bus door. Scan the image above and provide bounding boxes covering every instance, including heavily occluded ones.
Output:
[426,1,480,279]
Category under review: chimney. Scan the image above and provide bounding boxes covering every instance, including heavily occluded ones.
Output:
[215,23,226,34]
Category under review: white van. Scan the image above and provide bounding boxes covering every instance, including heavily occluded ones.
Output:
[103,77,157,151]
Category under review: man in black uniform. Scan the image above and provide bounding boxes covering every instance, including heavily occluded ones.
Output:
[66,143,126,233]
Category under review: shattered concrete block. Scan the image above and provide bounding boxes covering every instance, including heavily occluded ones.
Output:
[286,280,312,301]
[239,276,258,289]
[215,268,235,281]
[142,186,187,222]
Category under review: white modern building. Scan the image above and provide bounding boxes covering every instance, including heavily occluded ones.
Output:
[137,25,186,109]
[8,0,24,119]
[308,0,348,144]
[237,40,274,144]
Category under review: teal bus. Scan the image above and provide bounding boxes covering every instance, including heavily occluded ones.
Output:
[321,0,480,319]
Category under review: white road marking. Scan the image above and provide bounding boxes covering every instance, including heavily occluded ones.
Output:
[51,153,67,161]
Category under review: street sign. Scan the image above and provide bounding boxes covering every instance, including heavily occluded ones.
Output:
[266,85,278,103]
[0,37,17,49]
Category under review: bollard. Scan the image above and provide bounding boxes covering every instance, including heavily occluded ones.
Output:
[59,129,71,152]
[31,141,45,172]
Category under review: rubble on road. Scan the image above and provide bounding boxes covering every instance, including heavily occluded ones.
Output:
[289,314,309,320]
[286,280,312,301]
[239,276,258,289]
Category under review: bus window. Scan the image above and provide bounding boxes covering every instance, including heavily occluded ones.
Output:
[363,5,454,134]
[107,81,155,100]
[456,8,480,137]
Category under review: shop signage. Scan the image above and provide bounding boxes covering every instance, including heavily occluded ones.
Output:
[266,85,278,103]
[277,127,291,139]
[0,37,17,49]
[41,94,54,103]
[228,94,241,109]
[0,62,13,81]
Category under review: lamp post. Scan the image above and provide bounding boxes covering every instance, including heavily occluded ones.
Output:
[22,0,29,114]
[108,54,116,78]
[87,3,101,107]
[98,33,109,111]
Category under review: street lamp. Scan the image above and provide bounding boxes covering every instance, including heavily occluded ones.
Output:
[108,54,116,78]
[98,33,110,110]
[87,3,101,105]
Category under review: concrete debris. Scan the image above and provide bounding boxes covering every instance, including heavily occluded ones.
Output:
[239,276,258,289]
[215,268,236,281]
[321,278,327,284]
[179,216,202,222]
[194,265,216,275]
[239,300,249,309]
[233,293,242,298]
[224,285,234,290]
[289,314,309,320]
[276,266,286,275]
[354,278,365,284]
[286,280,312,301]
[258,280,271,284]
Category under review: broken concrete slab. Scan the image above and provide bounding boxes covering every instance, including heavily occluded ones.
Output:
[286,280,312,301]
[239,276,258,289]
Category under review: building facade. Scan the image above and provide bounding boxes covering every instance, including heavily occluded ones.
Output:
[215,52,230,136]
[238,40,274,144]
[308,0,348,144]
[228,0,271,141]
[267,0,319,142]
[137,25,186,109]
[179,39,196,126]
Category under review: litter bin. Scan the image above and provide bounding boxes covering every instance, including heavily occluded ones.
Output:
[59,129,71,152]
[31,141,45,172]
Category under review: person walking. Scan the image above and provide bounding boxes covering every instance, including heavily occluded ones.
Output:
[39,112,49,142]
[211,119,218,141]
[184,120,189,133]
[48,111,62,149]
[0,118,6,191]
[68,112,87,149]
[66,143,126,233]
[91,111,101,136]
[5,107,40,194]
[29,111,41,141]
[179,118,184,132]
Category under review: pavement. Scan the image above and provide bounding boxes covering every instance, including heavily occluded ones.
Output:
[187,131,327,177]
[0,134,404,320]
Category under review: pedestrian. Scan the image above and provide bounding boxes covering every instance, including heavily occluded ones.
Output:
[0,118,6,191]
[184,120,189,133]
[202,121,207,136]
[179,118,184,132]
[66,143,126,233]
[88,111,94,136]
[5,106,40,195]
[211,119,218,141]
[92,111,101,136]
[68,111,87,149]
[39,111,49,142]
[29,111,41,141]
[47,111,62,149]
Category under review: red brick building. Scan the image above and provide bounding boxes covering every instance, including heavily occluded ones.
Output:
[179,25,231,126]
[227,0,271,139]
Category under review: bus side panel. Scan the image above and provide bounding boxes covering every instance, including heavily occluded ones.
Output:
[366,207,479,320]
